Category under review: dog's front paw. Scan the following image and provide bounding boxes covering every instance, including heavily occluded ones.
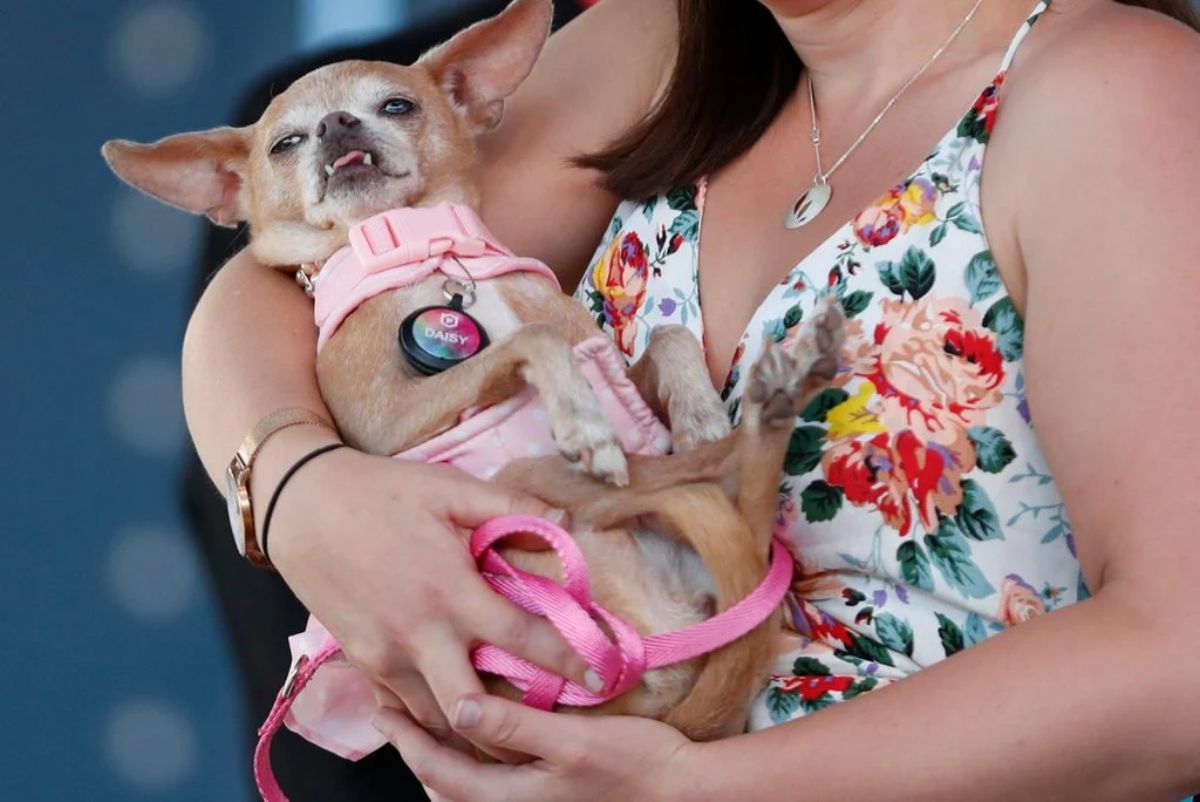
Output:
[553,414,630,486]
[745,296,846,430]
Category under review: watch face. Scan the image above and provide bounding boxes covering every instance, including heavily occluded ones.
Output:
[225,468,248,555]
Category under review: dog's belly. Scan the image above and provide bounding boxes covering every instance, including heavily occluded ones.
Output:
[499,527,714,718]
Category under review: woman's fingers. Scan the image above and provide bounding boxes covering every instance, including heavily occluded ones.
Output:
[462,592,601,694]
[376,672,452,741]
[450,693,586,762]
[372,707,518,802]
[408,627,537,762]
[409,626,488,718]
[437,469,561,530]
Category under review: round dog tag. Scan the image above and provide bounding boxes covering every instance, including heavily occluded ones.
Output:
[399,298,489,376]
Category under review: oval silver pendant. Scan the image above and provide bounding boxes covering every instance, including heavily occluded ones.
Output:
[785,181,832,229]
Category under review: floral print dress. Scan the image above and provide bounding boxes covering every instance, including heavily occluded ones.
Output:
[576,3,1084,728]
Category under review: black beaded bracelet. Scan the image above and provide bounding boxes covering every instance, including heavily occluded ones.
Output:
[260,443,345,564]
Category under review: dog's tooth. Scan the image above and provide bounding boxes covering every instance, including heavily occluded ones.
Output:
[363,152,373,166]
[324,164,335,176]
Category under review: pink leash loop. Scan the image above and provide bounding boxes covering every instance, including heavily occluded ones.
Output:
[253,515,793,802]
[468,516,794,708]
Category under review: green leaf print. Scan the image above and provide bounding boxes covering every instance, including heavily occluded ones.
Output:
[793,656,832,676]
[936,612,966,657]
[957,110,989,143]
[801,388,850,422]
[951,212,982,234]
[833,650,862,667]
[666,185,698,212]
[641,196,658,220]
[668,208,700,241]
[954,479,1004,541]
[874,613,915,657]
[783,304,804,330]
[965,251,1001,305]
[840,290,874,318]
[846,632,895,667]
[897,540,935,593]
[876,260,905,296]
[842,677,880,700]
[899,246,936,300]
[983,296,1024,360]
[930,222,949,247]
[766,686,801,724]
[784,426,826,476]
[608,215,624,239]
[967,426,1017,474]
[924,518,997,599]
[964,612,988,647]
[800,480,844,523]
[799,693,836,714]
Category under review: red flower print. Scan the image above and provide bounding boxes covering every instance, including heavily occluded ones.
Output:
[852,177,938,248]
[817,298,1008,534]
[590,231,649,356]
[778,674,854,700]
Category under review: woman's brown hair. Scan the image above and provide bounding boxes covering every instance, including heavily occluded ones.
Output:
[578,0,1200,199]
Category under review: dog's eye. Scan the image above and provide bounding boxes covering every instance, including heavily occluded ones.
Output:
[270,134,305,156]
[380,97,416,116]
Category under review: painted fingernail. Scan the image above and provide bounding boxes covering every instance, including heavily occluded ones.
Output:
[453,698,482,729]
[584,669,604,693]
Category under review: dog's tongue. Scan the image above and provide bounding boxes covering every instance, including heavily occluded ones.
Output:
[333,150,366,170]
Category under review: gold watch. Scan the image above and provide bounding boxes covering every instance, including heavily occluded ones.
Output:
[225,408,337,569]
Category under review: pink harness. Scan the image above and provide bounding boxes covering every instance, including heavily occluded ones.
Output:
[253,204,794,802]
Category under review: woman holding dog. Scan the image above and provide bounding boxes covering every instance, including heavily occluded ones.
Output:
[183,0,1200,798]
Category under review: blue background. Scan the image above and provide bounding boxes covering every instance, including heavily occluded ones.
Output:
[1,2,464,800]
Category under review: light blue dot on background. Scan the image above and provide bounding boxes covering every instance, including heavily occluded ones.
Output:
[106,523,200,625]
[109,1,210,98]
[103,698,198,792]
[110,188,200,278]
[105,356,184,457]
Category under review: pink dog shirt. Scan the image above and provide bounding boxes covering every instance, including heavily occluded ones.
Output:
[289,204,672,759]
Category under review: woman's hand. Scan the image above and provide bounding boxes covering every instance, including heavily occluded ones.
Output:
[265,443,598,746]
[371,694,698,802]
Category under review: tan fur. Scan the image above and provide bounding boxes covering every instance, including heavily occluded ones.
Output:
[100,0,847,740]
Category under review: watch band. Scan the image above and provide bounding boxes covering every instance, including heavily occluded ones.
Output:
[227,408,338,569]
[237,408,337,468]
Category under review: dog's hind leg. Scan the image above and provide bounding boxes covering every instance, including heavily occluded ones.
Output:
[627,325,732,453]
[727,296,847,543]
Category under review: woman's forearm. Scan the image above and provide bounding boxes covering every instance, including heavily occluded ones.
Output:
[181,250,339,504]
[691,585,1199,802]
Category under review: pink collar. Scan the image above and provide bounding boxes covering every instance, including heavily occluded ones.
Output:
[312,203,559,351]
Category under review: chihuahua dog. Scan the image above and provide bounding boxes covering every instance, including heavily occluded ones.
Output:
[103,0,844,740]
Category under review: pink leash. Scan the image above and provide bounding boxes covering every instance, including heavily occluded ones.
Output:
[254,515,793,801]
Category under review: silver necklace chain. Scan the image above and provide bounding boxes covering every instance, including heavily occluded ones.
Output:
[808,0,986,186]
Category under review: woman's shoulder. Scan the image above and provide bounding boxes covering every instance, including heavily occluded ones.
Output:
[985,1,1200,246]
[999,1,1200,148]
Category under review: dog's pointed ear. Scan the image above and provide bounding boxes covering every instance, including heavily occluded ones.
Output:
[419,0,553,132]
[102,126,252,227]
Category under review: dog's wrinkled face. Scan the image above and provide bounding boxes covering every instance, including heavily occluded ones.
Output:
[251,61,468,235]
[101,0,552,266]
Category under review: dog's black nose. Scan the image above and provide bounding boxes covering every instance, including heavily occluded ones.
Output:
[316,111,361,139]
